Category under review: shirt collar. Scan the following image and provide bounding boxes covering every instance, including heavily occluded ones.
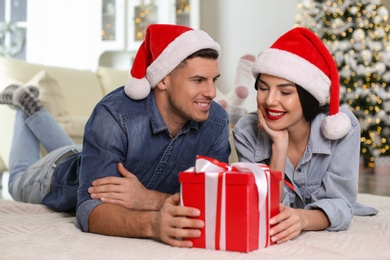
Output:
[149,92,199,135]
[308,113,331,155]
[255,112,332,162]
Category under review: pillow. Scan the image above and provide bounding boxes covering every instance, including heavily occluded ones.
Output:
[27,70,70,124]
[7,70,70,124]
[96,66,130,95]
[0,56,103,117]
[61,116,88,144]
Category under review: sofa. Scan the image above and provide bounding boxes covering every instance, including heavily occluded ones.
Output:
[0,56,238,172]
[0,56,131,171]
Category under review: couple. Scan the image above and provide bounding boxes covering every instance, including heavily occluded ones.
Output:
[0,24,376,247]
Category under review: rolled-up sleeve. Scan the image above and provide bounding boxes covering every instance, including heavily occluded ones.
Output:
[306,112,361,231]
[76,103,127,232]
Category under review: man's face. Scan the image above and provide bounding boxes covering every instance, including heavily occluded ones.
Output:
[159,57,220,125]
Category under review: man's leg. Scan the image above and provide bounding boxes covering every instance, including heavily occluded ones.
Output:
[8,110,77,203]
[8,110,45,202]
[25,109,75,153]
[3,84,76,203]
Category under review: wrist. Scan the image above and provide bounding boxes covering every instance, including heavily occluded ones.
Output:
[143,190,170,210]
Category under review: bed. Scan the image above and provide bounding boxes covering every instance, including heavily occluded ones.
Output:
[1,193,389,259]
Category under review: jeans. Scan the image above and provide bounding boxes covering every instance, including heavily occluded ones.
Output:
[8,109,80,203]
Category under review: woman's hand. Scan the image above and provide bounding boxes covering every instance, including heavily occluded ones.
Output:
[269,204,305,243]
[258,109,288,174]
[88,162,169,210]
[257,109,288,145]
[269,204,330,243]
[153,193,204,247]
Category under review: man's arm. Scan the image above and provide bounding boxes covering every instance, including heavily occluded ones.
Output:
[88,163,170,210]
[88,194,204,247]
[88,203,155,237]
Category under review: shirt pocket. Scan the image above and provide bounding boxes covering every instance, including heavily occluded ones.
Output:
[305,180,323,204]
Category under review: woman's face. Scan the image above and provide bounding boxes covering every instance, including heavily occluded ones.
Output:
[256,74,307,132]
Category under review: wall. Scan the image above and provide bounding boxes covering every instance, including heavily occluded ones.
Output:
[24,0,298,112]
[26,0,102,70]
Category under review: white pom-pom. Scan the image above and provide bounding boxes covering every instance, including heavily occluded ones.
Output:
[124,77,151,100]
[321,112,351,140]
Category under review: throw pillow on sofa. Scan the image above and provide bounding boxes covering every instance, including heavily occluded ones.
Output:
[6,70,70,124]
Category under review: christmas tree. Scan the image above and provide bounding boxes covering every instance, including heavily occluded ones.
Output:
[296,0,390,168]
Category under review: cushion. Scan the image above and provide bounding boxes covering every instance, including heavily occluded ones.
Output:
[61,116,88,143]
[96,66,130,95]
[6,71,70,124]
[0,56,104,117]
[28,71,70,123]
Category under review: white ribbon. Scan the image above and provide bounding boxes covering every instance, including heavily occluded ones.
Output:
[195,157,269,250]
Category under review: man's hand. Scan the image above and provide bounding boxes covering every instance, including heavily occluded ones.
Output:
[88,162,169,210]
[153,193,204,247]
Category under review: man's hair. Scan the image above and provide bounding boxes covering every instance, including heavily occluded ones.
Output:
[296,84,329,122]
[175,48,219,70]
[186,48,219,60]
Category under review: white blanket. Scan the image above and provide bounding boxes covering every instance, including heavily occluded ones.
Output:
[1,193,389,259]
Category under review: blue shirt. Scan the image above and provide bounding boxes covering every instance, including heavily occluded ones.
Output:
[233,107,376,231]
[76,88,230,231]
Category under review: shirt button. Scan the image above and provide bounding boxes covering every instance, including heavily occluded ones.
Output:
[297,168,302,173]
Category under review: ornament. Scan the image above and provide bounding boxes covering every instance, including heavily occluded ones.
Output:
[352,29,365,41]
[377,6,389,20]
[340,67,352,78]
[371,0,381,5]
[382,71,390,82]
[356,64,367,76]
[0,22,25,57]
[376,62,386,75]
[361,49,372,63]
[349,6,359,15]
[302,0,313,8]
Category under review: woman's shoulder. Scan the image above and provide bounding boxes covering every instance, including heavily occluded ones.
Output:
[339,106,359,128]
[234,111,259,132]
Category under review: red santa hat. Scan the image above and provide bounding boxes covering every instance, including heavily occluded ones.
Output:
[252,27,351,140]
[125,24,221,100]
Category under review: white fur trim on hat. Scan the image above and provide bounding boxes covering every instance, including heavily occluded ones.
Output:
[252,49,330,105]
[146,30,221,87]
[124,77,150,100]
[321,112,351,140]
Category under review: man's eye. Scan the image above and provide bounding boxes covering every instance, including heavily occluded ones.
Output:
[194,78,203,83]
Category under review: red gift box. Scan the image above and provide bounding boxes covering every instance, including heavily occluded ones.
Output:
[179,156,282,253]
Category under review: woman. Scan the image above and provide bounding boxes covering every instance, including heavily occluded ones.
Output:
[233,27,377,244]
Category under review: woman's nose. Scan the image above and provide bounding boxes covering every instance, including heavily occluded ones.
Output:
[265,91,278,106]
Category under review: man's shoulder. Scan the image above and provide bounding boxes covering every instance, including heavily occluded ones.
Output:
[208,101,229,125]
[98,87,150,114]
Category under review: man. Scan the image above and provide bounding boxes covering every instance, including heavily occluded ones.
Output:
[0,24,230,248]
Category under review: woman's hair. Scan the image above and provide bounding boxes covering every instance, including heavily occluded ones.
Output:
[254,74,329,122]
[296,84,329,122]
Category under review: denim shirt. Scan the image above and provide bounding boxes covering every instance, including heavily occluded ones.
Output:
[233,107,376,231]
[76,87,230,232]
